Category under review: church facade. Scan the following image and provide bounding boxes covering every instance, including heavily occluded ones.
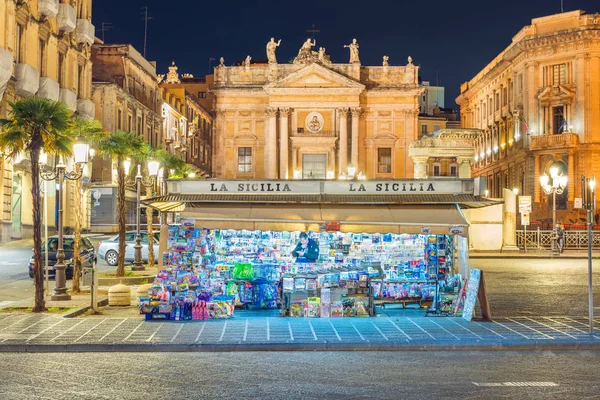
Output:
[211,39,423,180]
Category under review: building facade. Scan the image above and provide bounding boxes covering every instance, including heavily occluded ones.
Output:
[90,43,162,232]
[0,0,95,241]
[457,10,600,224]
[158,62,213,177]
[211,40,422,180]
[419,81,444,115]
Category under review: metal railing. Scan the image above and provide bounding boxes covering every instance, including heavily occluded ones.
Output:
[517,228,600,250]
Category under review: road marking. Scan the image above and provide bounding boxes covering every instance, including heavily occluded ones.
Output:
[170,324,184,343]
[75,319,106,342]
[473,382,558,387]
[122,321,144,342]
[407,317,436,340]
[0,315,33,333]
[506,318,553,339]
[448,318,483,340]
[427,318,460,340]
[194,322,206,343]
[26,320,65,342]
[219,321,228,342]
[524,317,577,339]
[329,320,342,341]
[267,319,270,341]
[17,316,53,334]
[243,319,248,341]
[543,317,599,337]
[473,321,506,339]
[288,321,294,341]
[308,320,317,340]
[388,318,412,340]
[99,318,127,342]
[491,320,531,339]
[50,320,84,342]
[371,322,388,341]
[349,321,365,341]
[146,323,163,342]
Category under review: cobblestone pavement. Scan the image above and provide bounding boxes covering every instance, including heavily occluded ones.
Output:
[1,313,599,350]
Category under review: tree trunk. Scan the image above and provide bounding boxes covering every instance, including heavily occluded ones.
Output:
[146,186,155,268]
[116,156,126,277]
[30,146,46,312]
[72,163,83,293]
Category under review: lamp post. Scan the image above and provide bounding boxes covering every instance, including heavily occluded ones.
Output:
[125,160,160,271]
[582,175,596,333]
[540,167,568,255]
[39,137,90,300]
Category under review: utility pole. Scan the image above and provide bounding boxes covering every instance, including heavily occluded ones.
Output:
[100,22,113,42]
[141,7,152,58]
[306,24,320,41]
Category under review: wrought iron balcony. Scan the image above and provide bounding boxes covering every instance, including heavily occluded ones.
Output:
[529,133,579,151]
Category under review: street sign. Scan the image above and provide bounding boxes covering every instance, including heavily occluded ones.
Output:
[575,198,583,209]
[82,267,94,286]
[449,225,465,236]
[521,213,530,226]
[421,226,431,234]
[518,196,532,214]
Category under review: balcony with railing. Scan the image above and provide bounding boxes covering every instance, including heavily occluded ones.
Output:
[529,133,579,151]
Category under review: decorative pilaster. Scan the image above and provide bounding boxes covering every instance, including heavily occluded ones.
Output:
[456,157,473,179]
[412,156,429,179]
[337,108,348,175]
[534,155,541,203]
[264,108,278,178]
[215,109,227,177]
[291,146,298,177]
[279,107,290,179]
[568,151,575,202]
[350,107,361,169]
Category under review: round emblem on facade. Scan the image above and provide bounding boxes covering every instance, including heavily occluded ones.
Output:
[305,112,324,133]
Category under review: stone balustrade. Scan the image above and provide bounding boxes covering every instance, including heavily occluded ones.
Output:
[529,133,579,150]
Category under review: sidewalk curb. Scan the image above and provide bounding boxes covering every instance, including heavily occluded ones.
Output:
[63,297,109,318]
[1,340,600,353]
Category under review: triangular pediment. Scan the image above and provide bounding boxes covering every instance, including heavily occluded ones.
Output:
[265,63,365,92]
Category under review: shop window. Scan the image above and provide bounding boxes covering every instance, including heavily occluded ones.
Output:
[377,148,392,174]
[553,106,565,134]
[432,163,441,177]
[421,125,427,136]
[238,147,252,173]
[450,164,458,177]
[552,64,566,85]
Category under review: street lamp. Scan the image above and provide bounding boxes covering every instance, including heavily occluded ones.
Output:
[582,175,596,333]
[540,167,568,255]
[39,137,90,300]
[125,160,160,271]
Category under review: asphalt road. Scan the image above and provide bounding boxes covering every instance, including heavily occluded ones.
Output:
[0,351,598,399]
[0,236,113,305]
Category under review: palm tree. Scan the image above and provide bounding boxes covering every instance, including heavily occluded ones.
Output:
[0,98,72,312]
[68,117,105,293]
[96,130,144,277]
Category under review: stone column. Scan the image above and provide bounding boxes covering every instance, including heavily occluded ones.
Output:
[337,108,348,175]
[279,108,289,179]
[534,154,541,203]
[568,150,575,202]
[350,108,361,169]
[264,107,278,178]
[502,188,520,252]
[412,156,429,179]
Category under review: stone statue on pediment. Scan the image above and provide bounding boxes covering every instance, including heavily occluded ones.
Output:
[166,62,180,84]
[266,38,281,64]
[244,55,251,68]
[344,38,360,64]
[294,38,317,64]
[383,55,389,67]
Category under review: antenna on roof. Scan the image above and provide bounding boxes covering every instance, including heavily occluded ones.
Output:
[141,6,152,58]
[100,22,113,42]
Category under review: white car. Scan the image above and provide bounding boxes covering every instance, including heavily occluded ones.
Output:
[98,231,160,266]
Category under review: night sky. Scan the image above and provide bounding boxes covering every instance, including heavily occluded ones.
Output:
[93,0,599,109]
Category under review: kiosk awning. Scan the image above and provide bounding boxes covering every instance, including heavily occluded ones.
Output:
[181,203,468,235]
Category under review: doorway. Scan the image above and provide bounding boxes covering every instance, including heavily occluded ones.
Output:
[302,154,327,179]
[12,174,22,238]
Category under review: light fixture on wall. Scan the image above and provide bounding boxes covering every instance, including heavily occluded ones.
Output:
[326,170,334,180]
[347,164,356,179]
[293,170,302,179]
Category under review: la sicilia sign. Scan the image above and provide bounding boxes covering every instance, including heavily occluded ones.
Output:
[170,179,472,195]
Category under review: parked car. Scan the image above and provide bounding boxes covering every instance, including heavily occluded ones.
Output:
[98,231,160,266]
[28,236,96,279]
